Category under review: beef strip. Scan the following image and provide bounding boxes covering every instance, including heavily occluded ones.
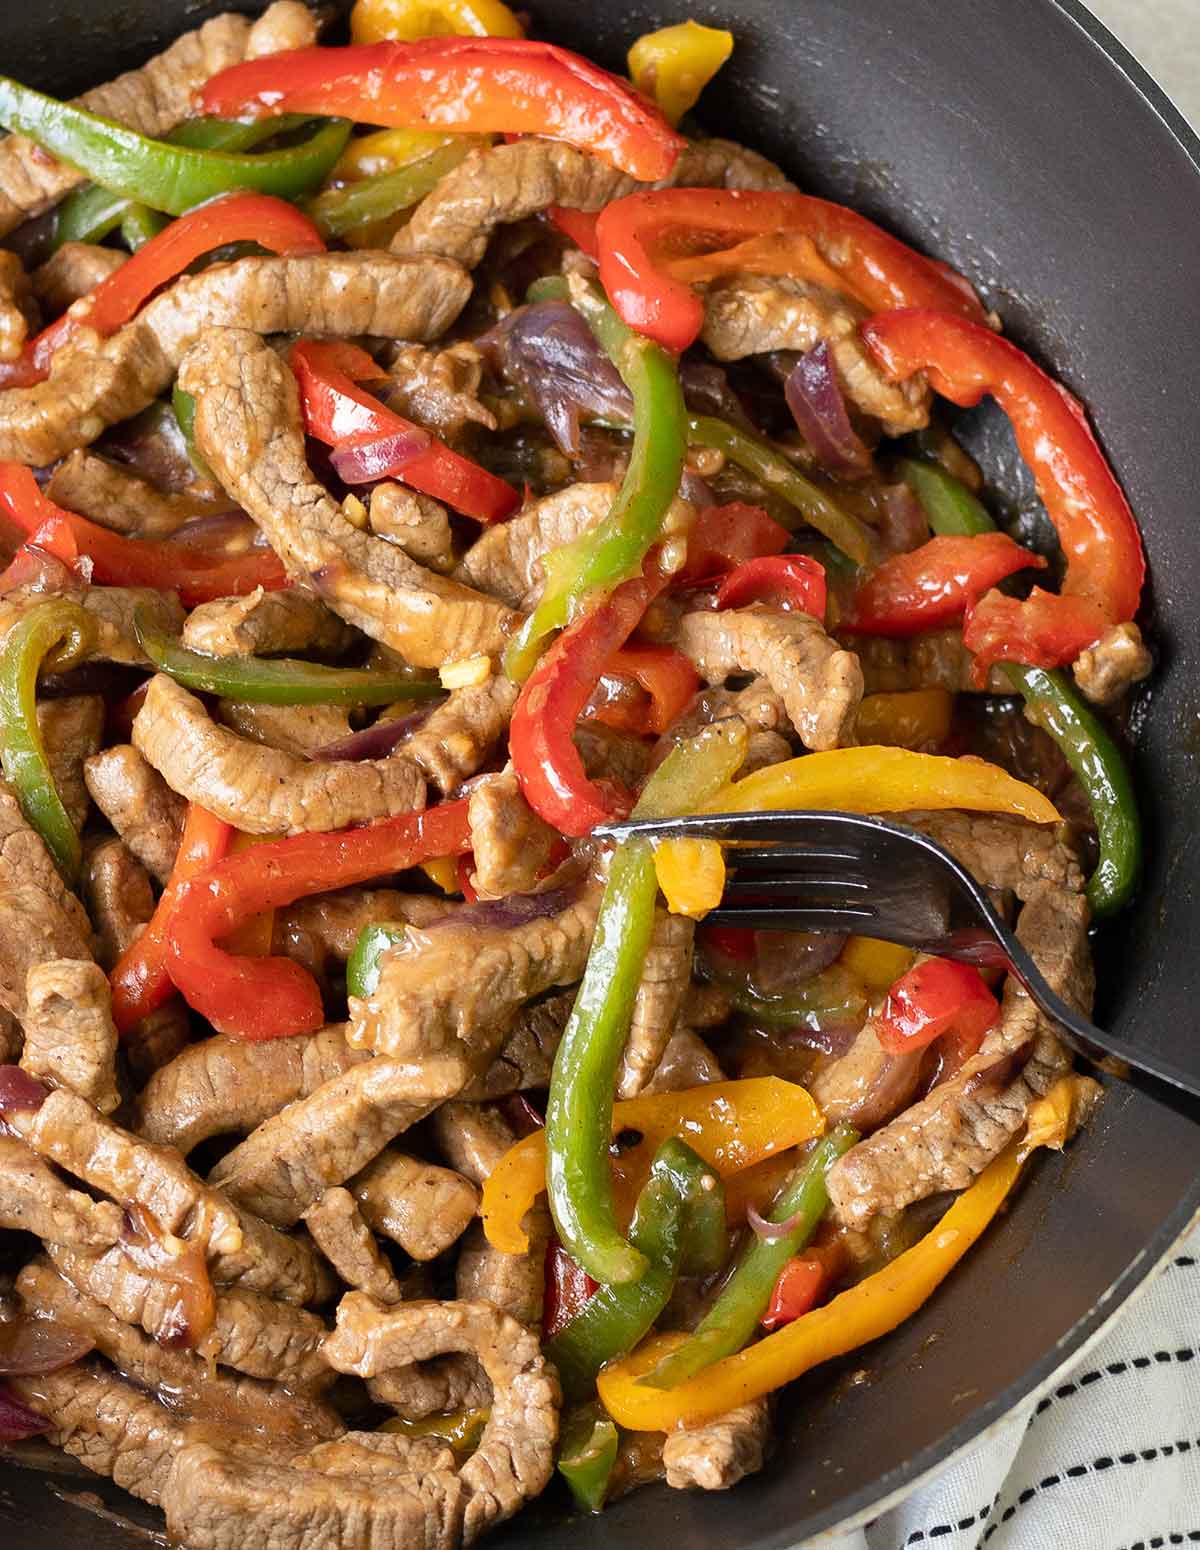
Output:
[394,137,791,268]
[303,1187,405,1304]
[0,249,468,467]
[0,1134,122,1246]
[404,675,519,794]
[324,1292,560,1542]
[84,741,186,883]
[37,693,104,832]
[808,1017,925,1132]
[349,885,601,1061]
[385,340,497,440]
[273,887,457,980]
[291,1430,455,1477]
[662,1399,771,1491]
[1072,620,1153,706]
[367,1352,492,1421]
[453,481,618,608]
[20,958,120,1114]
[852,629,1010,695]
[132,673,425,834]
[574,719,653,790]
[700,273,931,435]
[181,585,356,659]
[467,766,557,897]
[643,1028,726,1093]
[899,810,1085,900]
[828,886,1093,1226]
[206,1052,472,1227]
[32,243,126,315]
[350,1147,480,1261]
[217,699,354,760]
[369,480,456,572]
[81,835,155,969]
[178,327,517,668]
[0,3,317,237]
[0,583,185,668]
[0,779,92,1017]
[46,449,215,538]
[617,911,697,1098]
[429,1100,517,1187]
[0,249,34,361]
[678,604,863,751]
[457,988,573,1099]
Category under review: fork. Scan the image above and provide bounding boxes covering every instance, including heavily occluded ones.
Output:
[595,809,1200,1119]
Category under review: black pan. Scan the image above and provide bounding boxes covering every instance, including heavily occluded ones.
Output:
[4,0,1200,1545]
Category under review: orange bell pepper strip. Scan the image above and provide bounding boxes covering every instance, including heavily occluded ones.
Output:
[715,553,827,617]
[164,798,472,1040]
[844,533,1044,637]
[109,803,233,1035]
[481,1076,825,1256]
[596,1143,1024,1429]
[198,38,684,182]
[0,463,287,606]
[0,193,324,390]
[862,310,1145,675]
[594,189,990,353]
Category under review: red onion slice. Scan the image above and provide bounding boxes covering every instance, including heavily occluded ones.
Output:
[0,1317,94,1376]
[425,883,578,932]
[0,1384,50,1441]
[0,1065,50,1117]
[785,343,873,478]
[746,1201,804,1241]
[331,427,432,485]
[311,704,441,763]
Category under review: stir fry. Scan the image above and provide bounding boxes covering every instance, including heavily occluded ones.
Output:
[0,3,1149,1545]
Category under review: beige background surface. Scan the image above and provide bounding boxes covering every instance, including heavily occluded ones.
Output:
[1085,0,1200,124]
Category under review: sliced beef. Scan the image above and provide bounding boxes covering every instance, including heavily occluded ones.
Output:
[808,1017,924,1132]
[385,340,497,440]
[395,137,792,268]
[369,480,456,572]
[84,742,186,883]
[206,1052,471,1226]
[900,810,1085,900]
[617,911,697,1098]
[81,835,156,969]
[0,779,92,1017]
[852,629,1009,695]
[0,583,185,669]
[217,699,353,759]
[467,765,557,898]
[1072,620,1153,706]
[349,885,601,1061]
[0,1135,122,1246]
[20,958,120,1114]
[662,1399,771,1491]
[453,482,617,607]
[33,242,126,315]
[181,585,356,659]
[273,887,457,980]
[828,887,1093,1226]
[37,693,104,831]
[303,1187,405,1304]
[132,674,425,834]
[458,989,573,1100]
[178,327,516,668]
[678,604,863,751]
[46,448,212,538]
[0,249,34,361]
[701,273,931,434]
[367,1351,492,1421]
[643,1028,726,1094]
[350,1147,479,1261]
[0,249,468,467]
[405,675,519,794]
[574,719,653,791]
[429,1100,517,1187]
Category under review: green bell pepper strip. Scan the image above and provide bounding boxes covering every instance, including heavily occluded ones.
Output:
[688,415,872,566]
[641,1123,859,1390]
[120,204,169,251]
[346,922,407,999]
[901,457,1141,915]
[380,1406,488,1458]
[703,962,868,1034]
[545,1136,725,1405]
[0,598,97,884]
[545,718,749,1287]
[170,385,213,481]
[0,75,351,217]
[556,1402,619,1513]
[55,115,310,246]
[504,275,687,683]
[305,138,479,239]
[134,607,444,708]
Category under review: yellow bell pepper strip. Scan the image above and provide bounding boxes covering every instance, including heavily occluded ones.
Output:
[627,21,734,127]
[380,1407,489,1457]
[351,0,523,42]
[483,1075,825,1257]
[543,720,751,1284]
[854,689,953,750]
[838,936,915,993]
[1017,1073,1098,1162]
[653,835,726,920]
[597,1143,1024,1430]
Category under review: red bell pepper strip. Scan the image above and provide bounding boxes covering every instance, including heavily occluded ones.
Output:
[594,189,990,353]
[0,463,287,606]
[589,644,699,737]
[165,799,472,1040]
[0,511,85,593]
[109,804,233,1035]
[862,310,1145,674]
[198,38,684,181]
[548,205,600,258]
[760,1255,827,1332]
[677,502,789,586]
[844,533,1044,638]
[715,553,827,617]
[511,563,668,836]
[544,1242,599,1339]
[290,339,519,523]
[876,957,1000,1057]
[0,194,324,390]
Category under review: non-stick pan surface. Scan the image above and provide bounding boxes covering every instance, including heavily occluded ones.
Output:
[3,1,1200,1545]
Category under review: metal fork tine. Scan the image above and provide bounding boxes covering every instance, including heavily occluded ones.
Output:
[722,874,872,896]
[703,907,879,931]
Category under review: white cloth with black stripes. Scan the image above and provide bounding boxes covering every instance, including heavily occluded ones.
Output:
[823,1225,1200,1550]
